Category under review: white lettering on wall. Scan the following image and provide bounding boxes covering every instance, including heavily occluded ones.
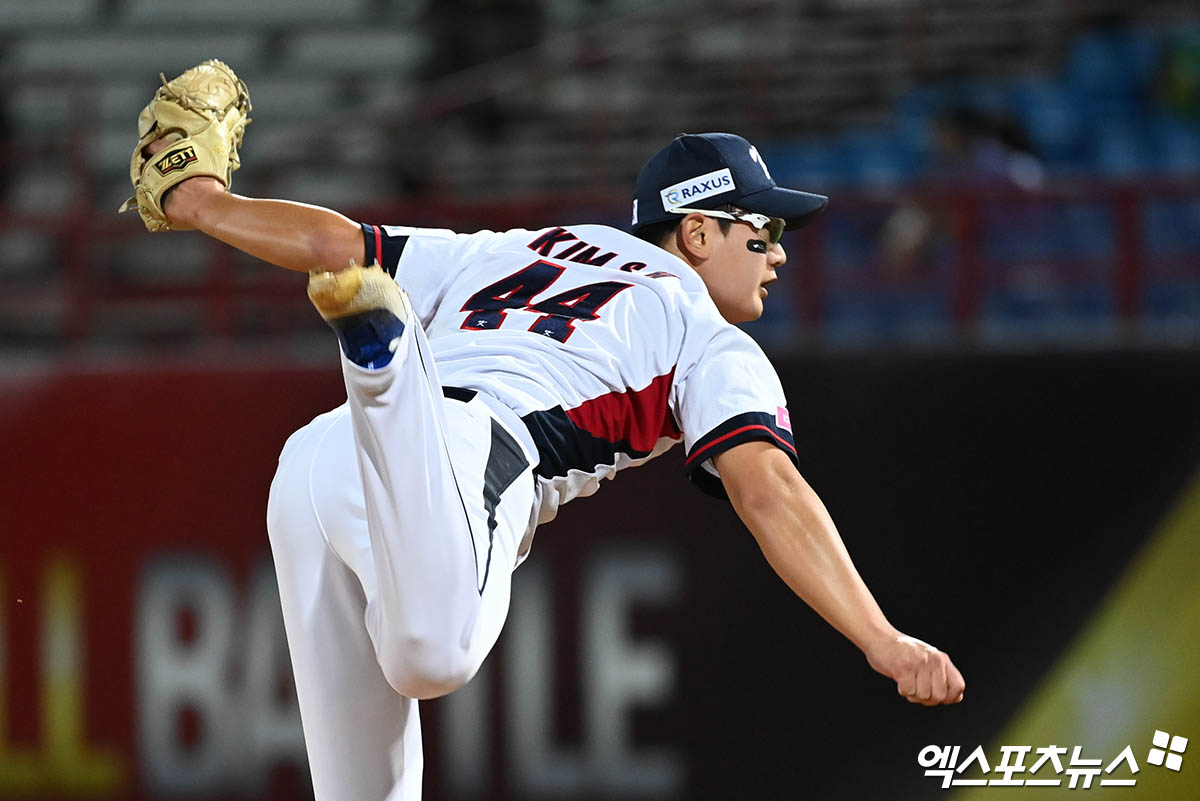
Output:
[136,557,305,797]
[444,545,684,798]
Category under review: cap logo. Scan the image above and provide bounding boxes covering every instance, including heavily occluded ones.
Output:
[748,145,772,181]
[660,168,735,211]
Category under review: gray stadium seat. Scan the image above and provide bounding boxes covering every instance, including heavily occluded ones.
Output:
[0,0,98,30]
[11,32,262,74]
[279,30,429,75]
[269,167,397,210]
[104,234,212,282]
[245,76,346,121]
[123,0,369,24]
[98,125,139,176]
[0,231,58,279]
[98,80,162,124]
[7,85,74,130]
[8,167,76,216]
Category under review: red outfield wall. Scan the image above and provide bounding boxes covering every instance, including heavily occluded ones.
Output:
[2,352,1198,801]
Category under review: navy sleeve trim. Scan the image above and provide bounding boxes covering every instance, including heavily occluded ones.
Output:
[683,411,798,499]
[360,223,409,278]
[688,463,729,500]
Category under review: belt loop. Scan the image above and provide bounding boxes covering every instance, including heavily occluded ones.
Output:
[443,386,478,403]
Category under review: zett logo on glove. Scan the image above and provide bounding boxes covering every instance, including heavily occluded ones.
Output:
[154,146,199,176]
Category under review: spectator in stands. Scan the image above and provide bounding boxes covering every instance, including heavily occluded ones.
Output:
[930,106,1044,189]
[879,104,1044,277]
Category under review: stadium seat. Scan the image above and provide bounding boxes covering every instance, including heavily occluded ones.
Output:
[1008,76,1085,169]
[98,124,139,178]
[123,0,370,24]
[0,0,97,30]
[1066,30,1140,101]
[1144,199,1200,255]
[1144,279,1200,322]
[760,140,848,190]
[279,30,430,76]
[7,167,76,216]
[374,0,432,22]
[246,76,347,121]
[0,230,58,280]
[894,84,955,120]
[102,234,212,283]
[268,167,399,211]
[1151,116,1200,175]
[686,26,751,62]
[10,32,263,75]
[97,79,163,124]
[1063,204,1116,260]
[838,129,917,188]
[7,85,75,131]
[1090,122,1152,177]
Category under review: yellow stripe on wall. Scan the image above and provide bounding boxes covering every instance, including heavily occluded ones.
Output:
[952,469,1200,801]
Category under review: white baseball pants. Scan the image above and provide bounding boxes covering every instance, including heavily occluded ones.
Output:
[266,315,538,801]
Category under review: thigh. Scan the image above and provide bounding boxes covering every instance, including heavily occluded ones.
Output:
[441,394,537,597]
[308,391,535,696]
[444,395,537,663]
[319,395,535,613]
[268,410,423,801]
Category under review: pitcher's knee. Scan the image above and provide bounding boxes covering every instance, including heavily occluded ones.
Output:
[377,637,481,700]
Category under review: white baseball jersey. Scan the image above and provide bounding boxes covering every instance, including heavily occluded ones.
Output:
[363,222,797,524]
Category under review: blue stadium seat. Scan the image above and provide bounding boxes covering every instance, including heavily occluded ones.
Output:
[1144,280,1200,320]
[1007,77,1085,169]
[760,141,849,189]
[892,111,934,169]
[838,129,918,188]
[823,288,952,345]
[984,285,1114,329]
[955,79,1014,118]
[1151,116,1200,175]
[821,208,881,267]
[982,203,1060,263]
[1121,29,1164,92]
[1144,199,1200,255]
[1063,204,1116,261]
[1066,30,1142,101]
[894,84,956,120]
[1089,121,1153,177]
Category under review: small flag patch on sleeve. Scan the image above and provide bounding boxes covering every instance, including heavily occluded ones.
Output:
[776,405,792,433]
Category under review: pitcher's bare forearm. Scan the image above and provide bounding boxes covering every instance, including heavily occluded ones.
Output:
[718,443,896,651]
[716,441,965,705]
[163,177,365,274]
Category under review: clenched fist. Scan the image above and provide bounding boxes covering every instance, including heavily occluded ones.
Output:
[866,633,966,706]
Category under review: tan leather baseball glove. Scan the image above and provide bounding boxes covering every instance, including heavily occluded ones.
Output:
[118,59,252,231]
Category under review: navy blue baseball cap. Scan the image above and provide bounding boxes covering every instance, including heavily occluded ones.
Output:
[631,132,828,233]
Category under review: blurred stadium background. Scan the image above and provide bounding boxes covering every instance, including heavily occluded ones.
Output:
[1,1,1198,800]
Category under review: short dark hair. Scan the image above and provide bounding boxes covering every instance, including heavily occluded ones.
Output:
[633,204,736,247]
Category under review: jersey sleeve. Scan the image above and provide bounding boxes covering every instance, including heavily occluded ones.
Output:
[360,223,497,324]
[673,322,797,499]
